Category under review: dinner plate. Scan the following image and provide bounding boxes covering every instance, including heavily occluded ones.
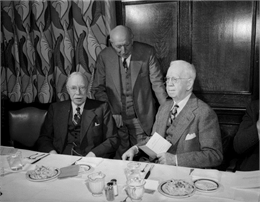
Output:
[158,179,196,198]
[194,179,219,192]
[26,167,60,182]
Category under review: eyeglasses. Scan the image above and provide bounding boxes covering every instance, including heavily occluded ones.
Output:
[68,86,87,92]
[164,77,190,85]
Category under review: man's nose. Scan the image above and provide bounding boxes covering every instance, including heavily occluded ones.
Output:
[75,88,81,94]
[121,46,126,53]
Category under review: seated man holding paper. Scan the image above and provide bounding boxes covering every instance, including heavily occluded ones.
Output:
[122,60,223,168]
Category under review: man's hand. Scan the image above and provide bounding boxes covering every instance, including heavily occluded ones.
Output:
[157,152,176,165]
[49,150,57,154]
[86,151,96,157]
[122,146,138,161]
[112,115,123,128]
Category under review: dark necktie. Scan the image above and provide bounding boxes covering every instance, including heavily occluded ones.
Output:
[123,58,128,72]
[169,104,179,124]
[73,107,81,125]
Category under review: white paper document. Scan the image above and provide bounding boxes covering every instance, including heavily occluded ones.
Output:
[139,132,172,159]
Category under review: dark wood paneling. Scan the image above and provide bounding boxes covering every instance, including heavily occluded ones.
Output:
[191,1,258,108]
[122,1,178,75]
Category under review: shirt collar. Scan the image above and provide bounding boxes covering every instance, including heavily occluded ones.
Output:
[171,93,192,115]
[71,102,85,114]
[121,55,132,66]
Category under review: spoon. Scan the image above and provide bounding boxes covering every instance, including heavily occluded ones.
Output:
[141,164,149,172]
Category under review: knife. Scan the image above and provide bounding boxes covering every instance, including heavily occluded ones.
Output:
[31,153,50,164]
[144,164,154,179]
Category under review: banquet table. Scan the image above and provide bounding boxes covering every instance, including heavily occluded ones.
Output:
[0,146,259,202]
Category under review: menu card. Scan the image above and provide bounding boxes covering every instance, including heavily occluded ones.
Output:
[139,132,172,159]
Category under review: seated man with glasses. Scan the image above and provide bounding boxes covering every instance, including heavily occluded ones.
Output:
[122,60,223,168]
[36,72,119,158]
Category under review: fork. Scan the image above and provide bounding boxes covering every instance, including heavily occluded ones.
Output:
[26,153,39,159]
[27,153,45,160]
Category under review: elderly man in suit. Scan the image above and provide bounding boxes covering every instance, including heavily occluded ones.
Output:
[122,60,223,168]
[92,25,168,159]
[37,72,119,158]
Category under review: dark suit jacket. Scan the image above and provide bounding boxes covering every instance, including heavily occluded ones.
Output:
[91,41,167,135]
[233,100,259,171]
[140,93,223,168]
[36,99,119,158]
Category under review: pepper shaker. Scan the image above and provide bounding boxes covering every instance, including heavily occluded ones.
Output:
[111,179,118,196]
[105,182,114,201]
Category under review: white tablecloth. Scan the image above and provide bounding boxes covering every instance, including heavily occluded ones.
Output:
[0,146,259,202]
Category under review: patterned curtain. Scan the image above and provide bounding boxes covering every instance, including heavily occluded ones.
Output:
[1,0,116,103]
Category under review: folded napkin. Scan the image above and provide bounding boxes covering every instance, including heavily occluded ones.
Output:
[58,165,80,179]
[191,168,221,182]
[75,157,103,168]
[145,179,159,190]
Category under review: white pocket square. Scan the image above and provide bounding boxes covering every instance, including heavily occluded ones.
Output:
[94,122,100,126]
[185,133,196,140]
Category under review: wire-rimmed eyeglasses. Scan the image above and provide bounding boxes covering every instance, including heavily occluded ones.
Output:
[164,77,190,85]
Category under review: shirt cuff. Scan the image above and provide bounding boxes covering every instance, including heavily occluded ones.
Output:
[175,154,178,166]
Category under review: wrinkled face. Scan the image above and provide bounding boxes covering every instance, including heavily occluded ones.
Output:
[110,36,133,58]
[166,66,190,102]
[66,74,88,106]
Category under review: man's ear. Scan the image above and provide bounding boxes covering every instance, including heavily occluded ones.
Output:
[186,79,194,91]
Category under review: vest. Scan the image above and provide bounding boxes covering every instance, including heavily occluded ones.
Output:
[62,110,82,155]
[120,58,136,119]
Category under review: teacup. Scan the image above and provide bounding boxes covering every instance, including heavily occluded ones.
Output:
[125,178,146,202]
[86,172,106,196]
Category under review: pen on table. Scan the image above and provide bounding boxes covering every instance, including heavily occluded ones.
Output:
[144,165,155,179]
[31,153,50,164]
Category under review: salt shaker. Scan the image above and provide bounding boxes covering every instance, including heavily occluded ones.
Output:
[105,182,114,201]
[111,179,118,196]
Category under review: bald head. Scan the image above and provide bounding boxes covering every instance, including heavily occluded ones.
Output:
[110,25,133,43]
[109,25,134,58]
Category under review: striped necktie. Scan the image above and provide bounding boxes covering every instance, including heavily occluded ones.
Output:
[123,58,128,72]
[73,107,81,125]
[169,104,179,124]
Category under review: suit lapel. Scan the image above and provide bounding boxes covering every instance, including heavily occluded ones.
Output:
[58,101,71,148]
[156,101,173,137]
[80,101,95,143]
[108,50,121,98]
[168,94,197,145]
[130,44,142,90]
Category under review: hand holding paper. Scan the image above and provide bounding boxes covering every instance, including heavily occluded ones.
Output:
[139,132,172,159]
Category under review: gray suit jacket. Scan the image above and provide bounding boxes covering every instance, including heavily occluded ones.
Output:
[92,41,167,135]
[150,93,223,168]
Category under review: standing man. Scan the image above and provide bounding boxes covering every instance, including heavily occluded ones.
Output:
[37,72,119,158]
[123,60,223,168]
[92,25,168,159]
